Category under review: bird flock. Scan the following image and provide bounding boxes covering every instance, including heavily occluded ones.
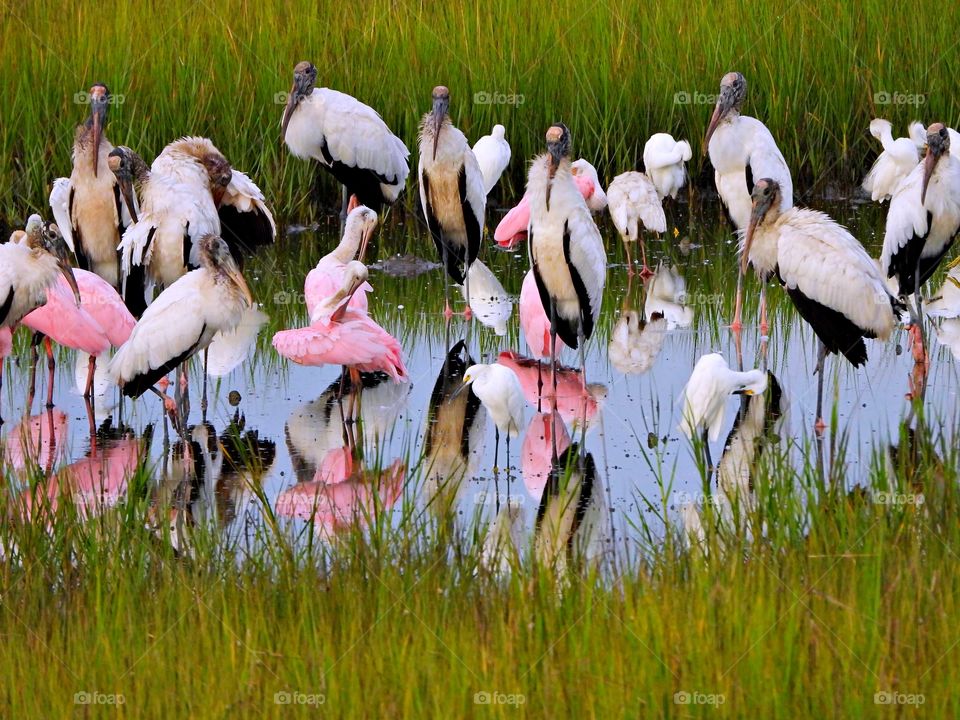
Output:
[2,67,959,497]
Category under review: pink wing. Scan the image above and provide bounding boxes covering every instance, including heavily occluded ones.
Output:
[494,195,531,248]
[0,327,11,359]
[496,351,598,425]
[2,410,69,471]
[305,260,368,317]
[521,412,571,499]
[21,281,111,356]
[519,270,557,359]
[75,270,135,347]
[574,173,596,201]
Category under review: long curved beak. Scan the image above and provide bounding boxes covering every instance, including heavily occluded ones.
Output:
[921,148,938,205]
[92,105,105,177]
[431,102,447,161]
[358,225,374,263]
[741,217,758,276]
[330,275,366,323]
[118,176,138,223]
[227,266,253,307]
[59,260,81,306]
[703,102,727,156]
[280,85,302,144]
[451,378,472,399]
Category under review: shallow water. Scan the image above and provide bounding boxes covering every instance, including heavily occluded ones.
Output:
[2,199,957,562]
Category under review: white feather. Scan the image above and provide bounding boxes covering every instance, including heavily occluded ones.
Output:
[862,119,920,202]
[607,171,667,239]
[642,133,691,200]
[679,353,767,442]
[49,178,75,253]
[472,124,511,195]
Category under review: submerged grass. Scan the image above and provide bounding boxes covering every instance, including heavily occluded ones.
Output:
[2,0,960,221]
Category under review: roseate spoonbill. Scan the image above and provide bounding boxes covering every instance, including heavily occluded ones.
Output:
[280,61,410,220]
[497,351,604,429]
[862,119,921,203]
[418,86,486,317]
[272,262,408,382]
[679,353,767,472]
[704,72,793,333]
[881,123,960,350]
[458,363,524,473]
[607,171,667,277]
[527,124,606,399]
[472,124,511,195]
[744,179,902,428]
[521,412,571,499]
[642,133,692,200]
[107,234,253,423]
[304,204,377,318]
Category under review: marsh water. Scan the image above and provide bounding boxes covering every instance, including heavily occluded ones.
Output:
[2,199,957,561]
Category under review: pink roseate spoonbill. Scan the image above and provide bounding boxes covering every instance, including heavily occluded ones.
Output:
[472,124,511,195]
[304,205,377,318]
[107,234,253,422]
[280,61,410,220]
[457,363,524,474]
[494,160,603,250]
[418,86,486,318]
[518,269,569,404]
[521,412,571,499]
[527,124,606,400]
[862,119,921,203]
[881,123,960,357]
[642,133,692,200]
[1,409,69,475]
[497,352,603,428]
[272,262,408,383]
[744,179,902,429]
[704,72,793,333]
[680,353,767,473]
[61,84,135,290]
[607,171,667,277]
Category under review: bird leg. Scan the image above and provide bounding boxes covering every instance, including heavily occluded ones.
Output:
[731,270,744,334]
[623,238,635,277]
[84,354,96,399]
[814,341,828,435]
[84,395,97,448]
[493,426,500,475]
[463,261,473,320]
[911,260,928,365]
[441,243,454,320]
[536,360,543,413]
[150,384,182,437]
[639,235,653,280]
[759,284,769,338]
[549,324,560,464]
[701,427,713,492]
[44,337,55,409]
[0,360,4,425]
[339,185,350,230]
[201,348,209,419]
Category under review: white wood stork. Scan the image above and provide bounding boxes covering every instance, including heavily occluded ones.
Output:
[472,124,511,195]
[744,179,901,428]
[527,123,606,401]
[607,171,667,277]
[60,84,135,291]
[281,61,410,218]
[107,234,252,423]
[704,72,793,333]
[642,132,692,200]
[111,139,274,314]
[862,119,921,202]
[418,86,486,317]
[881,123,960,338]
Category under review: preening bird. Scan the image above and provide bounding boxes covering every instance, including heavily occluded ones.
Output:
[606,171,667,277]
[704,72,793,333]
[280,61,410,217]
[472,124,511,195]
[679,353,767,471]
[418,86,486,317]
[607,308,667,375]
[527,123,606,397]
[642,132,692,200]
[570,159,607,211]
[459,260,512,335]
[459,363,524,473]
[910,121,960,158]
[862,119,921,203]
[304,204,377,318]
[744,178,901,428]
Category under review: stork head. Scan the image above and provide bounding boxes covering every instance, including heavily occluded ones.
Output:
[546,123,571,167]
[26,216,81,305]
[199,234,252,307]
[85,83,110,177]
[107,146,146,223]
[922,122,949,205]
[201,152,233,207]
[341,205,379,263]
[430,86,450,160]
[281,61,317,143]
[703,71,747,153]
[742,178,781,275]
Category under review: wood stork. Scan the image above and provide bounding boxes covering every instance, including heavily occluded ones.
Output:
[881,123,960,347]
[272,261,408,382]
[106,234,253,423]
[280,61,410,218]
[304,204,377,318]
[704,72,793,333]
[607,171,667,277]
[110,139,274,313]
[472,124,511,195]
[744,179,902,428]
[910,121,960,158]
[679,352,767,473]
[418,86,486,318]
[61,84,135,291]
[458,363,524,474]
[642,132,692,200]
[527,123,606,402]
[862,119,921,203]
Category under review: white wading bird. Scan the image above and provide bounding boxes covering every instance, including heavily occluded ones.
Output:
[527,124,606,401]
[743,179,902,429]
[418,86,486,318]
[280,61,410,219]
[458,363,524,473]
[107,234,253,423]
[679,353,767,472]
[472,124,511,195]
[703,72,793,334]
[642,132,692,201]
[910,121,960,158]
[607,171,667,277]
[862,119,921,203]
[570,159,607,211]
[881,123,960,359]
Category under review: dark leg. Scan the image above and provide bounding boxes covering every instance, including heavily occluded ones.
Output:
[441,243,453,319]
[84,355,96,399]
[493,427,500,474]
[201,348,209,419]
[814,341,828,434]
[0,359,4,425]
[464,259,473,320]
[536,360,543,413]
[339,185,349,231]
[701,427,713,493]
[44,337,55,408]
[623,237,635,277]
